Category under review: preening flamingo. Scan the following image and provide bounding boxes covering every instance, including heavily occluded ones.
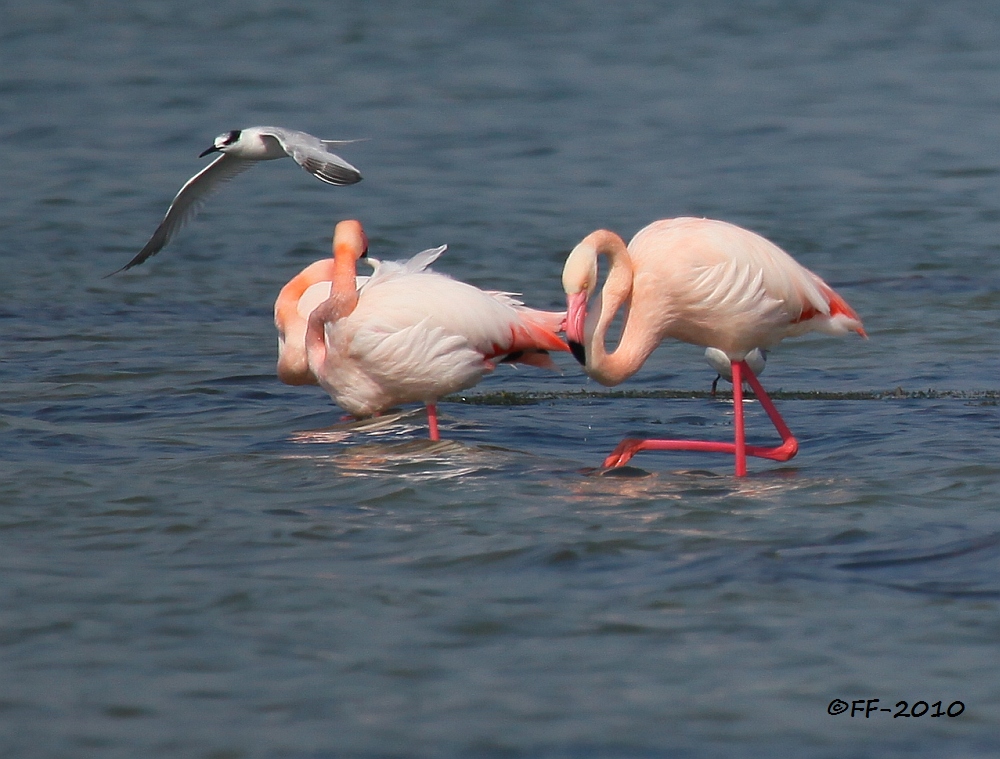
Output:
[303,220,569,441]
[561,217,866,476]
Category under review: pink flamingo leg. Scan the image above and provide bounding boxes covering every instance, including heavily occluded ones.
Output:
[741,365,797,458]
[601,360,798,475]
[731,360,747,477]
[426,403,441,441]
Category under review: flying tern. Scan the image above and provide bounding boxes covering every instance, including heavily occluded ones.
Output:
[114,126,362,273]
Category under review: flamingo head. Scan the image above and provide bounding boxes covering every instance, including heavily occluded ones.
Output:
[333,219,369,263]
[561,240,599,365]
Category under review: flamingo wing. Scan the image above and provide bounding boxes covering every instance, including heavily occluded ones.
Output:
[361,246,447,291]
[357,269,567,358]
[349,319,487,392]
[317,315,487,417]
[630,218,863,350]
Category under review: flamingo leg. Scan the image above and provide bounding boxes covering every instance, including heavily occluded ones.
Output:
[731,360,747,477]
[426,403,441,441]
[601,360,798,474]
[741,364,796,453]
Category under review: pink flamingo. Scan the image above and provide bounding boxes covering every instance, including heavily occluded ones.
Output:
[303,220,569,441]
[561,217,866,476]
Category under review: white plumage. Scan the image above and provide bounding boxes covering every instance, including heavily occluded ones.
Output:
[310,246,566,419]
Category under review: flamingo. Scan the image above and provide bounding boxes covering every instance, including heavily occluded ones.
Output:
[561,217,866,476]
[303,220,569,441]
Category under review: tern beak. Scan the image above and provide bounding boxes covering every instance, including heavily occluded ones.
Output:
[199,145,221,157]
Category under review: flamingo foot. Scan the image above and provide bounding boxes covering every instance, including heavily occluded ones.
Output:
[601,437,782,469]
[600,434,798,472]
[600,361,798,476]
[602,438,646,469]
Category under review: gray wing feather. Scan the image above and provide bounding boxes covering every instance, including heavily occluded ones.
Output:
[114,153,254,273]
[298,154,363,185]
[269,127,363,186]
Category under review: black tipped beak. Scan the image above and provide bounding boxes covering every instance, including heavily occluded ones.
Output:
[569,341,587,366]
[199,145,221,158]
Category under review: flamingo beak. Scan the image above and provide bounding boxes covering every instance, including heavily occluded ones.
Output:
[565,290,588,365]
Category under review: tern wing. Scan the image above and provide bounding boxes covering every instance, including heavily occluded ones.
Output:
[114,153,254,273]
[268,127,363,186]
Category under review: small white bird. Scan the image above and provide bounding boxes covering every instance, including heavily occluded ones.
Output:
[115,126,362,273]
[706,346,767,395]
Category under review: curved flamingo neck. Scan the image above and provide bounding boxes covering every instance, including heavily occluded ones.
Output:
[582,231,656,387]
[331,252,360,305]
[274,258,337,326]
[275,258,340,385]
[305,242,363,369]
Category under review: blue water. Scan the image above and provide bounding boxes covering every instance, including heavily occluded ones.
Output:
[3,1,1000,757]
